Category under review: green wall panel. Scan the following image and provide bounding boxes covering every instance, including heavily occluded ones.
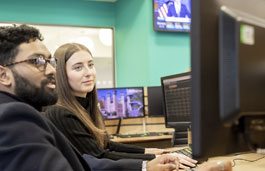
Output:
[0,0,115,26]
[115,0,190,87]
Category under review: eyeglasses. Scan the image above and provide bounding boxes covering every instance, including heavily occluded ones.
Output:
[4,55,57,72]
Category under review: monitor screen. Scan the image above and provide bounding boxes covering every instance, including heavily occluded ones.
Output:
[153,0,191,32]
[97,87,145,120]
[191,0,265,161]
[161,72,191,128]
[147,86,164,117]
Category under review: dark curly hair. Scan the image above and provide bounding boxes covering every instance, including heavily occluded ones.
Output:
[0,24,43,66]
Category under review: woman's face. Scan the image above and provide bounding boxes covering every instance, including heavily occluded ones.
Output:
[66,50,96,97]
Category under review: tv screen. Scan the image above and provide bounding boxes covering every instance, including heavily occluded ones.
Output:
[153,0,191,32]
[97,87,145,120]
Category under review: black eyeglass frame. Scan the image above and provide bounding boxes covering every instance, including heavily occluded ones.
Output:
[3,55,57,72]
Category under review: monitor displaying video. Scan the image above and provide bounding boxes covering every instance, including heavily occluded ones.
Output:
[97,87,145,119]
[153,0,191,32]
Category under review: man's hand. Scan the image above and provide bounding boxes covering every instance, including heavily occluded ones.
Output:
[197,161,232,171]
[168,153,197,170]
[146,155,179,171]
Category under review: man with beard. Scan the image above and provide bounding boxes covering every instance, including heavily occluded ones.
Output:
[0,24,181,171]
[0,24,91,171]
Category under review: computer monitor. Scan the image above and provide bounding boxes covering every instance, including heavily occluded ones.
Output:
[161,72,191,129]
[97,87,145,120]
[147,86,164,117]
[191,0,265,161]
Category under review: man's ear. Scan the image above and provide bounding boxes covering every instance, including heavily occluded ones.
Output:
[0,66,13,86]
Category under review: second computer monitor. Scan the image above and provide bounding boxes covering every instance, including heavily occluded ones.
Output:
[147,86,164,117]
[97,87,145,120]
[161,72,191,128]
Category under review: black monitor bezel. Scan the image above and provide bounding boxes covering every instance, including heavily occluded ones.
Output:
[190,0,265,161]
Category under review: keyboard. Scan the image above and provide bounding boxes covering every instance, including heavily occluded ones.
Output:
[187,168,196,171]
[119,132,172,138]
[171,147,197,170]
[171,147,192,158]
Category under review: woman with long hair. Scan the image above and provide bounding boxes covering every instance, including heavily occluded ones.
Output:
[44,43,196,168]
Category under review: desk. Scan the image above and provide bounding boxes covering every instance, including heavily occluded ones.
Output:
[208,153,265,171]
[167,147,265,171]
[111,135,173,148]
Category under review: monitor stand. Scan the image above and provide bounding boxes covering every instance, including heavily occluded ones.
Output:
[142,117,146,133]
[116,118,122,135]
[114,117,147,136]
[172,127,188,146]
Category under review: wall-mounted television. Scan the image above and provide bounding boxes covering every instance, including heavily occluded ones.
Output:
[153,0,191,32]
[97,87,145,120]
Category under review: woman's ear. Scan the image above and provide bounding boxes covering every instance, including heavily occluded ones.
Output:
[0,66,13,86]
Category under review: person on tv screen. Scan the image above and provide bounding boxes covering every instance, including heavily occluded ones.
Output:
[167,0,191,18]
[43,42,197,170]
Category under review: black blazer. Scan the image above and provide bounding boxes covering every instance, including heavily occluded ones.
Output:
[0,92,142,171]
[44,105,156,160]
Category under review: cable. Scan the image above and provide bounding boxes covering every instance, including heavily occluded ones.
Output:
[231,155,265,167]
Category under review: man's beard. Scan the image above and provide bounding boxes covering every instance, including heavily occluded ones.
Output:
[12,70,58,109]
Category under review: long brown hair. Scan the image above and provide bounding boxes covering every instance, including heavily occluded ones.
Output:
[54,43,106,147]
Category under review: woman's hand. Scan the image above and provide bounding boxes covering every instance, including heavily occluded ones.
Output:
[145,148,169,155]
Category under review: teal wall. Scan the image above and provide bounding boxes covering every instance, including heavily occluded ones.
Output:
[115,0,190,87]
[0,0,115,26]
[0,0,190,87]
[115,0,150,86]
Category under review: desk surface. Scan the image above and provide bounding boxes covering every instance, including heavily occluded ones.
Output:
[111,135,172,143]
[167,146,265,171]
[114,138,265,170]
[208,153,265,171]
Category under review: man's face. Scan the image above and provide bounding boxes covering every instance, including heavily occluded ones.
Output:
[11,39,57,108]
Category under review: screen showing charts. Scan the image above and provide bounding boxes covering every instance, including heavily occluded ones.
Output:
[161,72,191,128]
[97,87,145,119]
[153,0,191,32]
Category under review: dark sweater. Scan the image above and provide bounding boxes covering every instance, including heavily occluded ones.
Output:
[44,98,155,161]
